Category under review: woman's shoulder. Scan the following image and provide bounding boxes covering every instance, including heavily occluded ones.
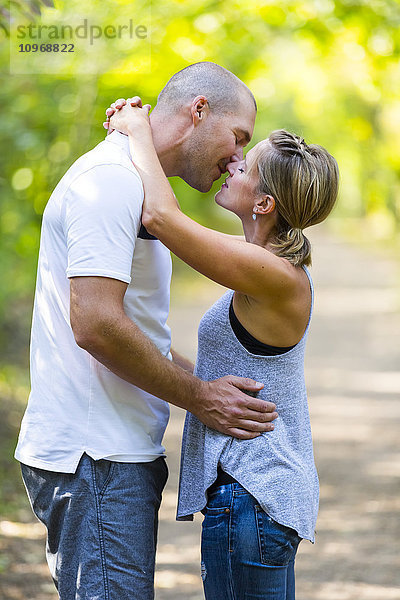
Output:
[252,247,310,300]
[233,260,312,347]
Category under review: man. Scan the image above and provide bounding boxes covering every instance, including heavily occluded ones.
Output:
[15,62,277,599]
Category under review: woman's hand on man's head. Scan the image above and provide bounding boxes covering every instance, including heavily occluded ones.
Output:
[103,96,151,135]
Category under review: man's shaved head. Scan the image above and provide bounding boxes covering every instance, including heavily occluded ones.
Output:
[156,61,257,115]
[150,62,257,192]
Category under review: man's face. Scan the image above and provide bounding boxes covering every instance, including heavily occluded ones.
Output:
[179,94,256,193]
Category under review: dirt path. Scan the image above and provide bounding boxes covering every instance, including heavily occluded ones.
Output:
[1,226,400,599]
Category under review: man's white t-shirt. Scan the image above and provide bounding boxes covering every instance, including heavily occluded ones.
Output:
[15,131,172,473]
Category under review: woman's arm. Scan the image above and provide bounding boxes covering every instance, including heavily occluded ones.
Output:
[171,349,195,374]
[109,104,294,299]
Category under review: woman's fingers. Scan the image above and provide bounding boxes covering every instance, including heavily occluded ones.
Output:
[127,96,143,107]
[114,98,127,109]
[103,96,150,133]
[104,96,145,124]
[103,123,115,135]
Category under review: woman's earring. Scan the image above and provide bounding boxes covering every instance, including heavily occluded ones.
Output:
[252,213,257,221]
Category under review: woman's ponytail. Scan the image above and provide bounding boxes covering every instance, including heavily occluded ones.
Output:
[271,226,312,267]
[254,130,339,268]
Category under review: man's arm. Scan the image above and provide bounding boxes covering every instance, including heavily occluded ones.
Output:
[70,276,277,440]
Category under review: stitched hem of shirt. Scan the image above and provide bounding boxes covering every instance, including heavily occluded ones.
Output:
[101,454,166,463]
[14,451,82,473]
[66,268,131,284]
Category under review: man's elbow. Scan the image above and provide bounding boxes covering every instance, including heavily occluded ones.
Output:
[70,311,110,353]
[71,319,98,351]
[69,276,128,352]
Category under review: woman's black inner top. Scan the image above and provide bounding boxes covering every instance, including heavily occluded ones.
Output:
[229,297,296,356]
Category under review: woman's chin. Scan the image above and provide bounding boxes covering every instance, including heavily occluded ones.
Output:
[214,194,235,215]
[214,193,227,209]
[214,190,222,204]
[215,188,228,204]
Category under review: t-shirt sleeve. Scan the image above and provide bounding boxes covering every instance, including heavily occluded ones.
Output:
[64,164,143,284]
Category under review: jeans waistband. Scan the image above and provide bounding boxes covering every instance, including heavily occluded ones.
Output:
[208,467,238,494]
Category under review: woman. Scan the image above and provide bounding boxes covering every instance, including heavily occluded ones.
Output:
[105,99,339,599]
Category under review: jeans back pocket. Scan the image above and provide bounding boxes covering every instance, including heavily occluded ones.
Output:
[254,505,301,567]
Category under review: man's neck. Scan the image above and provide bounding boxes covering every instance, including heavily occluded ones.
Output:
[149,110,187,178]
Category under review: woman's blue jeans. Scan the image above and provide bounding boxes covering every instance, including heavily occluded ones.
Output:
[201,482,302,600]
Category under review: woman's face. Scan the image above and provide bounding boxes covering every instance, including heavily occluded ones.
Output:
[215,140,268,219]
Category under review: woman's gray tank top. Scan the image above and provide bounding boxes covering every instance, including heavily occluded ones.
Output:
[176,267,319,542]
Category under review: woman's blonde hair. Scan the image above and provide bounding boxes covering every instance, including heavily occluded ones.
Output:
[254,130,339,267]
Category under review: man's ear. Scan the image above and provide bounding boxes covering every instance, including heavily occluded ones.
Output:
[190,95,209,125]
[253,194,276,216]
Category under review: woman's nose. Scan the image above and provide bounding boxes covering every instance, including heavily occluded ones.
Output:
[226,160,244,176]
[226,163,235,176]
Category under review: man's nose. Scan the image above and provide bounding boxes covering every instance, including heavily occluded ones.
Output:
[231,148,243,162]
[225,147,244,174]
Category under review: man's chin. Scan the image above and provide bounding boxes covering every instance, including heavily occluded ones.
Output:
[183,175,213,193]
[198,181,213,193]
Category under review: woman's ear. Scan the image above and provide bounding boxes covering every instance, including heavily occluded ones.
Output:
[191,95,209,125]
[253,194,276,216]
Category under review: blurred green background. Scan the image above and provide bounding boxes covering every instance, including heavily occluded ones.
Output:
[0,0,400,519]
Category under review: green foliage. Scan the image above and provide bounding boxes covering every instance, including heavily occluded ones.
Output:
[1,0,400,356]
[0,0,54,36]
[0,366,31,517]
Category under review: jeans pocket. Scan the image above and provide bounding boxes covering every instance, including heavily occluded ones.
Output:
[202,505,230,537]
[92,458,115,497]
[204,486,232,515]
[254,505,300,567]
